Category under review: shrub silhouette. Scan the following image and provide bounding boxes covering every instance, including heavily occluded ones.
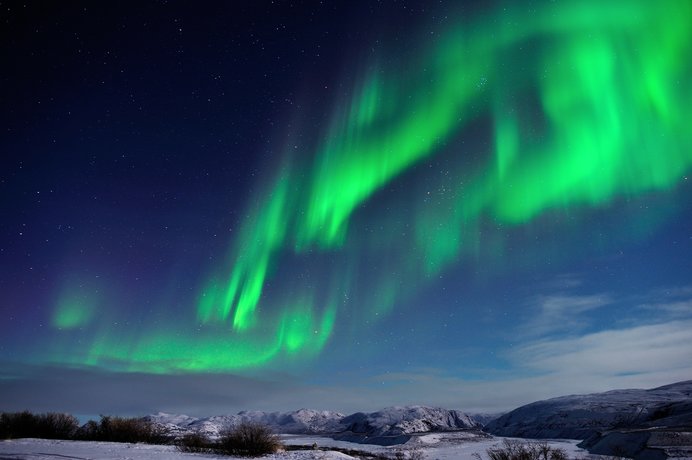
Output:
[486,439,568,460]
[0,411,78,440]
[74,419,99,440]
[176,431,214,453]
[36,412,79,439]
[218,421,283,456]
[0,411,168,444]
[102,415,168,444]
[0,411,35,439]
[74,415,168,443]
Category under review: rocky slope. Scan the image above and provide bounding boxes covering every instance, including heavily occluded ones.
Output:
[578,428,692,460]
[485,380,692,440]
[334,406,480,445]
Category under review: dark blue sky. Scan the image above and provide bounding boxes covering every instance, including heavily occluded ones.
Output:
[1,0,691,417]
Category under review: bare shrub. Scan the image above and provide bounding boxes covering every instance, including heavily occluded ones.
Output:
[391,446,425,460]
[218,421,283,457]
[74,419,99,440]
[36,412,79,439]
[486,439,568,460]
[0,411,78,440]
[176,431,214,453]
[0,411,36,439]
[408,446,425,460]
[81,415,168,444]
[0,411,167,444]
[392,450,406,460]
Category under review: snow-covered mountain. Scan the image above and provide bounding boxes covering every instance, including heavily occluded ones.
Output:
[485,380,692,440]
[334,406,480,445]
[146,409,345,438]
[245,409,347,434]
[147,406,480,445]
[578,428,692,460]
[468,412,504,427]
[145,381,691,454]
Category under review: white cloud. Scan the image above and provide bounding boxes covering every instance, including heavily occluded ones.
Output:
[270,316,692,412]
[4,287,691,417]
[319,317,692,413]
[522,293,611,336]
[639,299,692,318]
[4,316,691,416]
[511,319,692,377]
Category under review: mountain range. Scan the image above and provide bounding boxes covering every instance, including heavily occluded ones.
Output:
[484,380,692,459]
[485,380,692,439]
[147,380,692,457]
[147,406,481,445]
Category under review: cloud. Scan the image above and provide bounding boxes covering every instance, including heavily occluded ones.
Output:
[363,318,692,411]
[511,319,692,377]
[539,273,585,291]
[522,292,611,336]
[3,314,691,419]
[648,286,692,299]
[3,289,691,417]
[489,286,692,407]
[0,364,286,417]
[639,299,692,318]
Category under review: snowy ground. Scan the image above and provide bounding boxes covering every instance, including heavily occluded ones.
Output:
[0,434,603,459]
[283,433,599,460]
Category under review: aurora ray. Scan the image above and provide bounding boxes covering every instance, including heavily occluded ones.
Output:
[18,0,692,374]
[137,0,692,373]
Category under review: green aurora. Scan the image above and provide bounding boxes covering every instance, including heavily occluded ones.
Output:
[50,0,691,373]
[52,280,98,331]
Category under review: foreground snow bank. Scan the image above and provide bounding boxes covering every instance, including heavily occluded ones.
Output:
[0,435,598,460]
[0,438,356,460]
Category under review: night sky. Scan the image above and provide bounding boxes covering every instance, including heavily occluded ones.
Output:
[2,0,691,417]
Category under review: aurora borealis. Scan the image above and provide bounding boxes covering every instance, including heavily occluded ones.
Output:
[1,1,691,416]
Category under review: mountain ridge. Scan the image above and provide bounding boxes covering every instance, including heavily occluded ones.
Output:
[146,405,481,445]
[145,380,692,454]
[485,380,692,440]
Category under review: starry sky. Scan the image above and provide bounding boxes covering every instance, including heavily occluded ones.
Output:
[1,0,691,418]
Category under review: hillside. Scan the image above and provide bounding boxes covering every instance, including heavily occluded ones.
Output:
[485,380,692,440]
